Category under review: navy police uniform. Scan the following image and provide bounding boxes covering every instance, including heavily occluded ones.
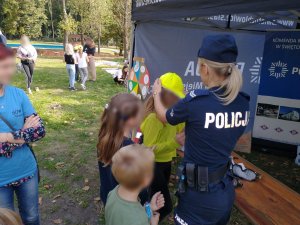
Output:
[167,35,250,225]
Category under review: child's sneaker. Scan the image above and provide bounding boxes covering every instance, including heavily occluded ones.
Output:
[28,88,32,95]
[81,84,86,90]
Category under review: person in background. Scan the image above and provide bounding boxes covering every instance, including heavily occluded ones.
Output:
[83,38,97,81]
[105,144,165,225]
[141,72,185,221]
[0,29,7,46]
[75,46,89,90]
[0,44,46,225]
[113,65,128,85]
[97,93,144,205]
[64,43,77,91]
[74,45,81,82]
[0,208,22,225]
[16,35,37,95]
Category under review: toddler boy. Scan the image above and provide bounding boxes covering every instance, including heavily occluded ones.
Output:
[105,144,165,225]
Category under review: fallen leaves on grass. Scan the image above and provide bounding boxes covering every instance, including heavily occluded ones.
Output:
[39,197,43,205]
[82,186,90,191]
[53,194,61,200]
[44,184,53,190]
[50,103,62,110]
[94,197,101,202]
[46,157,55,161]
[53,219,62,224]
[55,162,65,169]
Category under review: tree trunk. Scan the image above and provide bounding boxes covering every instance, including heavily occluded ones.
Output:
[48,0,55,39]
[62,0,68,49]
[97,26,101,55]
[80,32,84,46]
[123,1,128,59]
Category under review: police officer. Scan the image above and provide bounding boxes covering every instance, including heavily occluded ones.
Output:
[152,34,250,225]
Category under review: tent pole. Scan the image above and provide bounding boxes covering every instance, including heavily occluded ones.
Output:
[226,14,232,29]
[129,22,136,69]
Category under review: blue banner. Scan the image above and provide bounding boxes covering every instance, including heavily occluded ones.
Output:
[253,31,300,145]
[259,32,300,99]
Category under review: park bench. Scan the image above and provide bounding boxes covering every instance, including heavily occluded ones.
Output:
[176,151,300,225]
[232,152,300,225]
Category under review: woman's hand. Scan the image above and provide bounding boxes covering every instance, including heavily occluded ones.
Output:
[176,131,185,146]
[23,115,40,129]
[0,133,9,142]
[153,79,162,95]
[150,191,165,212]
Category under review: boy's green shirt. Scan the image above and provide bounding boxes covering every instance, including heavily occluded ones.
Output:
[141,113,184,162]
[105,186,149,225]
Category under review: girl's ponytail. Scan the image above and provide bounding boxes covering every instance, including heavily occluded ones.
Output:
[220,63,243,105]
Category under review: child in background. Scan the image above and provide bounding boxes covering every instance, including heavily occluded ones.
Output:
[113,65,128,85]
[141,72,185,221]
[64,43,77,91]
[0,208,22,225]
[105,144,165,225]
[75,46,89,90]
[73,45,81,82]
[97,93,143,205]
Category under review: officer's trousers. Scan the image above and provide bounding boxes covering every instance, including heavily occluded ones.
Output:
[174,174,235,225]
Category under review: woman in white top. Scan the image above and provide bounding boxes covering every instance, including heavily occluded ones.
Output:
[16,35,37,94]
[75,46,89,90]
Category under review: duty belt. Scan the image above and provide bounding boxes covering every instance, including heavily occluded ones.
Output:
[185,163,229,192]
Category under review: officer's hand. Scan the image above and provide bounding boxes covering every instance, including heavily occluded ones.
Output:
[150,212,160,225]
[176,132,185,146]
[150,191,165,211]
[153,79,162,95]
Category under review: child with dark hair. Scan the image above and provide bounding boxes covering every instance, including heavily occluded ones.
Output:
[97,93,144,204]
[113,65,128,85]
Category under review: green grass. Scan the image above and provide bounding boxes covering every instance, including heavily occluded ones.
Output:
[12,57,300,225]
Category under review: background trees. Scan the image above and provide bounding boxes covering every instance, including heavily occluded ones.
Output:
[0,0,132,55]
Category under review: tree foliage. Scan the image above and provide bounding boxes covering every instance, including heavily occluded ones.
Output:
[1,0,47,38]
[0,0,131,55]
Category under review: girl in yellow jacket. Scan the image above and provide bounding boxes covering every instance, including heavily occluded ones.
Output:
[141,72,185,221]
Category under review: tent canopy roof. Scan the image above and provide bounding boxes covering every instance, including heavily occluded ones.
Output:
[132,0,300,22]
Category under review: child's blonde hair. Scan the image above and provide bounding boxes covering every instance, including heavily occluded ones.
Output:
[0,208,22,225]
[112,144,154,190]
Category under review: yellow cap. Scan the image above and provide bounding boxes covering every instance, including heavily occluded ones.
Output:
[160,72,185,99]
[74,45,83,51]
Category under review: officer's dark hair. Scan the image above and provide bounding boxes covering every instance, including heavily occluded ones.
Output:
[199,58,242,105]
[97,93,142,164]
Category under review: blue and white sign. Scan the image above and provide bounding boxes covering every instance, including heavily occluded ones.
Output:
[253,31,300,145]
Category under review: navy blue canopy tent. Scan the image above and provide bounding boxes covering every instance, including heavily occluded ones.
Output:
[130,0,300,153]
[132,0,300,25]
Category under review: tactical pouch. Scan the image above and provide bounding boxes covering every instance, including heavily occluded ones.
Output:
[186,163,196,188]
[197,166,209,192]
